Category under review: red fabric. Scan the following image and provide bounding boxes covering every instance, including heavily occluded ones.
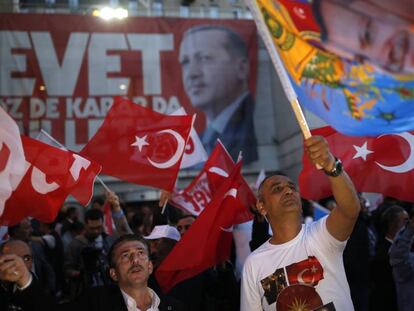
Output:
[170,141,255,222]
[80,97,193,192]
[103,201,114,235]
[0,136,101,225]
[285,256,324,286]
[299,126,414,202]
[155,162,245,293]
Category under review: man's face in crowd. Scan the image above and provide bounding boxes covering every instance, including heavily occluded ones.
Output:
[319,0,414,75]
[14,218,33,242]
[176,216,195,236]
[110,240,152,288]
[179,29,248,113]
[85,218,103,240]
[1,240,33,271]
[257,175,302,221]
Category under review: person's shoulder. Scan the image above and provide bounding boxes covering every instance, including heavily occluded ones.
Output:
[245,240,272,264]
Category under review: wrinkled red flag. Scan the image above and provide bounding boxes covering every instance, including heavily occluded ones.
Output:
[299,126,414,202]
[81,97,193,192]
[156,161,245,293]
[170,140,255,223]
[0,106,26,217]
[0,136,101,226]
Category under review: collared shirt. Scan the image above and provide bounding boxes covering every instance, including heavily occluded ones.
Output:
[207,91,248,135]
[120,287,160,311]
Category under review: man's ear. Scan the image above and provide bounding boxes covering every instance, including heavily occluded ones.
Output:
[256,200,267,217]
[148,260,153,275]
[109,268,118,282]
[237,57,249,80]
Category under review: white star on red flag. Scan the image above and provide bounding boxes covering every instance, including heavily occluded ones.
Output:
[131,135,149,152]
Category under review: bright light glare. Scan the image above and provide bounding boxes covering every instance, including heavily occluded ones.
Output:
[94,7,128,20]
[100,7,114,20]
[114,8,128,19]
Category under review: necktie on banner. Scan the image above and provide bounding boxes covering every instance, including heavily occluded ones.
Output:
[170,140,255,224]
[156,161,245,293]
[170,107,207,169]
[246,0,414,136]
[0,136,102,226]
[299,126,414,202]
[80,97,194,192]
[0,107,26,216]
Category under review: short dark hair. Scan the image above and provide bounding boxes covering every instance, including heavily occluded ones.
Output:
[84,209,104,223]
[257,171,289,200]
[107,234,149,268]
[92,198,104,206]
[183,24,248,59]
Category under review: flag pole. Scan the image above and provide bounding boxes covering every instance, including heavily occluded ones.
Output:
[39,129,111,192]
[245,0,312,140]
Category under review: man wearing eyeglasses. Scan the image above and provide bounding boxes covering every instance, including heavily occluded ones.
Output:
[0,234,180,311]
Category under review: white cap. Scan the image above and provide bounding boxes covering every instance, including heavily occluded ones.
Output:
[144,225,181,241]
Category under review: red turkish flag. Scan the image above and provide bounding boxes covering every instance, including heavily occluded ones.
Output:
[156,161,245,293]
[299,126,414,201]
[80,97,193,192]
[103,201,114,235]
[0,136,101,226]
[285,256,324,286]
[170,140,255,223]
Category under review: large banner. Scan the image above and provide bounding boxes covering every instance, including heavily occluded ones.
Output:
[0,14,258,164]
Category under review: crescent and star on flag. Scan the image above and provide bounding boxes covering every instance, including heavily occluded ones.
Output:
[130,130,185,169]
[351,132,414,173]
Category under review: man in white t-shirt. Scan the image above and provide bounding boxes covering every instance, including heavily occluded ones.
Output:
[241,135,360,311]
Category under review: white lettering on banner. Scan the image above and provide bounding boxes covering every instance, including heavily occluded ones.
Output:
[0,31,35,96]
[1,95,182,151]
[29,119,51,137]
[65,120,83,151]
[31,32,89,96]
[0,98,23,118]
[152,96,181,114]
[88,33,129,96]
[29,98,60,118]
[0,31,175,96]
[127,34,173,95]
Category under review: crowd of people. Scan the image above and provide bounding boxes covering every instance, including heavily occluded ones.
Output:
[0,136,413,310]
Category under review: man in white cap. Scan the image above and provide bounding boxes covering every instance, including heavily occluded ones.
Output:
[144,225,180,269]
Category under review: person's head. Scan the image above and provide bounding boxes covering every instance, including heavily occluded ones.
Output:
[8,218,33,242]
[314,0,414,75]
[144,225,180,268]
[107,234,152,289]
[176,215,196,236]
[380,205,409,239]
[69,220,85,237]
[84,209,104,240]
[91,198,104,212]
[256,173,302,225]
[66,206,79,221]
[0,240,33,271]
[179,25,249,118]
